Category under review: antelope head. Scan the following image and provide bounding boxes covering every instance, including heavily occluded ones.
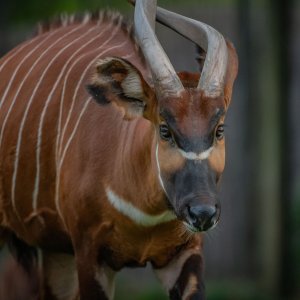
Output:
[87,0,238,232]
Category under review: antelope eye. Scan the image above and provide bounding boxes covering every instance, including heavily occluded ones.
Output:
[215,124,225,140]
[159,123,173,142]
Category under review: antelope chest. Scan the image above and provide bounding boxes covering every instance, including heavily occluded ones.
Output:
[98,221,193,270]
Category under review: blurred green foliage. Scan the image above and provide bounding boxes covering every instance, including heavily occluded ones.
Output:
[8,0,236,25]
[9,0,129,24]
[206,281,272,300]
[114,277,273,300]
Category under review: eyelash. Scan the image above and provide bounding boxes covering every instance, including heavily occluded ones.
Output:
[159,123,176,146]
[159,122,225,145]
[215,124,225,140]
[159,124,172,140]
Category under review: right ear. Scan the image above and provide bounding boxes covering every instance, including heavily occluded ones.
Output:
[223,41,239,108]
[86,57,156,120]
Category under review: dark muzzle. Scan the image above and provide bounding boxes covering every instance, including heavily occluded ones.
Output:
[185,203,220,232]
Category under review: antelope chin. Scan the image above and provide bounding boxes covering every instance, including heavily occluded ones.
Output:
[183,218,219,233]
[183,221,201,233]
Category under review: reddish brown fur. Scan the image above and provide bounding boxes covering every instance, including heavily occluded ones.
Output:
[0,9,238,300]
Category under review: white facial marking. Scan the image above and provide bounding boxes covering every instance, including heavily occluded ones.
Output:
[178,146,213,161]
[155,143,168,194]
[105,187,176,227]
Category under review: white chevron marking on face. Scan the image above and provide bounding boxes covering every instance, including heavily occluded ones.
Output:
[105,187,176,227]
[178,146,213,161]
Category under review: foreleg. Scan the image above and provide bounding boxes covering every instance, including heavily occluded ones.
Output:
[5,232,40,299]
[154,248,205,300]
[42,251,79,300]
[72,237,115,300]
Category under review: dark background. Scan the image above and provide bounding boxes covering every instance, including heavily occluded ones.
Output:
[0,0,299,299]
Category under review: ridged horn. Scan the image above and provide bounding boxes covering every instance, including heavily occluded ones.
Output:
[155,6,228,98]
[134,0,184,99]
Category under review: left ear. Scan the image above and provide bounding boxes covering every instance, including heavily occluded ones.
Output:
[86,57,155,120]
[223,40,239,108]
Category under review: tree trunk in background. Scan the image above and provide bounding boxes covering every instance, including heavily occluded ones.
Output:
[255,0,281,297]
[237,0,258,279]
[270,0,294,298]
[258,0,293,298]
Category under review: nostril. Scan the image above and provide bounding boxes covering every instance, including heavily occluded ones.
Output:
[187,205,218,231]
[188,205,217,220]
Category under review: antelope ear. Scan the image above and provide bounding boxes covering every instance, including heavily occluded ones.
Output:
[86,57,155,120]
[224,41,239,108]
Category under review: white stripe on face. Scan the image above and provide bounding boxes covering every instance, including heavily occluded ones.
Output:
[178,146,213,161]
[155,143,168,194]
[105,187,176,227]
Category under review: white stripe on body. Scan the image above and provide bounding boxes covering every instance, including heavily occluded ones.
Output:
[56,19,123,163]
[178,146,213,161]
[55,17,114,165]
[121,52,135,60]
[0,37,37,74]
[10,26,85,220]
[55,19,132,222]
[33,19,105,213]
[0,30,58,112]
[105,187,176,227]
[0,32,59,148]
[54,98,91,227]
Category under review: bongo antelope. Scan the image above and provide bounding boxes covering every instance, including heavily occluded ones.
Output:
[0,0,238,299]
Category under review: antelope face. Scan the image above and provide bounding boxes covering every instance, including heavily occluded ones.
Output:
[130,0,238,232]
[87,0,238,232]
[87,58,230,232]
[155,89,226,232]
